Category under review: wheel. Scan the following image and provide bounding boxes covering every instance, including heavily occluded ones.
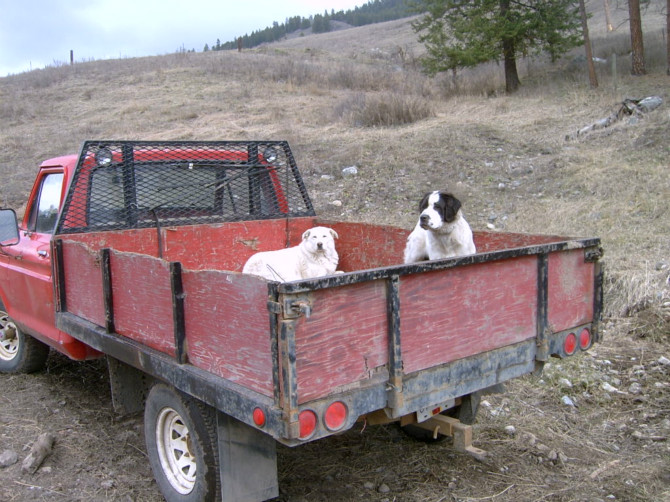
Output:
[144,383,220,502]
[0,310,50,373]
[400,392,482,443]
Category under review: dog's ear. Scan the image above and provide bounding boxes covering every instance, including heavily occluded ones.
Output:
[418,192,431,212]
[443,194,462,222]
[302,229,311,240]
[329,228,339,240]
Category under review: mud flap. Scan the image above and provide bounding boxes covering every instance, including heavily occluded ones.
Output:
[107,356,152,415]
[217,411,279,502]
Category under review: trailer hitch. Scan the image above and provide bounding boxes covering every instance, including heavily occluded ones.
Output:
[411,414,487,461]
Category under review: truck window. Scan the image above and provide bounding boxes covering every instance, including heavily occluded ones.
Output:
[28,173,64,234]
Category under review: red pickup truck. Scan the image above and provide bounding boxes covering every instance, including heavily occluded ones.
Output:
[0,141,603,502]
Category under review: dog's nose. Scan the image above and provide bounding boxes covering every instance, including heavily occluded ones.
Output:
[317,242,323,250]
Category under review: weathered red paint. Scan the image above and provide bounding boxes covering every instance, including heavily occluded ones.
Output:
[400,256,538,374]
[182,269,275,396]
[293,280,390,403]
[548,249,595,331]
[109,251,176,354]
[57,218,598,407]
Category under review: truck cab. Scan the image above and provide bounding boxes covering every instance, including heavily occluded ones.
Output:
[0,155,101,370]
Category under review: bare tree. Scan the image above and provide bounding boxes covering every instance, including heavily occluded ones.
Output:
[604,0,614,32]
[628,0,646,75]
[580,0,598,87]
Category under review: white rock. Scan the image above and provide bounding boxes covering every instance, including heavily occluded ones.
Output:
[342,166,358,176]
[602,382,623,394]
[559,378,573,388]
[561,395,576,407]
[504,425,516,436]
[0,450,18,468]
[658,356,670,366]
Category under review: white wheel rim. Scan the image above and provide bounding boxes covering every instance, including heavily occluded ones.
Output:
[155,407,197,495]
[0,315,18,362]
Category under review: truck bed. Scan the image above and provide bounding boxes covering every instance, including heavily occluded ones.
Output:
[54,216,602,444]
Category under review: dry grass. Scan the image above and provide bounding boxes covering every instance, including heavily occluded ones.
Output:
[0,4,669,500]
[0,15,667,325]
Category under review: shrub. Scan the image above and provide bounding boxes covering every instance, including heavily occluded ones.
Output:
[336,92,434,127]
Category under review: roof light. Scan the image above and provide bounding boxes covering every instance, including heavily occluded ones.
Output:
[298,410,317,439]
[324,402,347,431]
[95,147,113,166]
[262,146,278,163]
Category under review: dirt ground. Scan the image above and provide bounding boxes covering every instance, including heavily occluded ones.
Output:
[0,320,669,501]
[1,4,669,501]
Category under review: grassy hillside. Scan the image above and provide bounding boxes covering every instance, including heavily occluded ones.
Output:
[0,3,667,328]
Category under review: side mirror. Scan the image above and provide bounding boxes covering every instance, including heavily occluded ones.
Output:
[0,209,20,246]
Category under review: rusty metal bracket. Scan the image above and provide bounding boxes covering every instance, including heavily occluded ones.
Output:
[282,295,312,319]
[268,295,313,319]
[585,246,604,263]
[412,414,487,461]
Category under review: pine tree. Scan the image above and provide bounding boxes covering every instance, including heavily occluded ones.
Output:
[408,0,583,93]
[628,0,646,75]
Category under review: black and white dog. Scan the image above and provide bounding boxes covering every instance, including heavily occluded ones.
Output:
[403,190,476,263]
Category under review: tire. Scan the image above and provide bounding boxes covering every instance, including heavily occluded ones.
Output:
[400,392,482,443]
[0,310,50,374]
[144,383,220,502]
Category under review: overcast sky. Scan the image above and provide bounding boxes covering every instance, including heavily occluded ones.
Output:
[0,0,367,77]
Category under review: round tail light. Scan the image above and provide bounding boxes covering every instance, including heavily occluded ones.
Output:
[579,328,591,350]
[298,410,317,439]
[564,332,577,355]
[324,402,347,431]
[252,408,266,427]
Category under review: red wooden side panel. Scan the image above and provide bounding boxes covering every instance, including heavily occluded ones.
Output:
[326,221,408,271]
[548,249,594,331]
[474,231,570,254]
[294,280,390,404]
[60,229,161,257]
[161,217,318,272]
[60,240,105,326]
[182,270,275,397]
[110,251,176,355]
[400,256,538,374]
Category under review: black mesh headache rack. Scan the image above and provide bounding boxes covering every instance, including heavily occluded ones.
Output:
[55,140,316,234]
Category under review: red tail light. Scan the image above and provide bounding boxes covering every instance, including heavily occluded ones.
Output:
[252,408,266,427]
[299,410,317,439]
[564,332,577,355]
[324,402,347,431]
[579,328,591,350]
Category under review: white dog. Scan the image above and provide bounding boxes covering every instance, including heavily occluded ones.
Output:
[243,226,339,281]
[404,191,476,263]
